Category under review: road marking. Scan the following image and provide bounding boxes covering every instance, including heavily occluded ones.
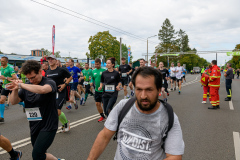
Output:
[233,132,240,160]
[0,114,100,154]
[229,100,234,110]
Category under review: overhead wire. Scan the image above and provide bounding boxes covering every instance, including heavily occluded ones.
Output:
[30,0,159,45]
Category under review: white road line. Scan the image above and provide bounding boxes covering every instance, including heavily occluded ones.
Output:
[233,132,240,160]
[229,100,234,110]
[0,114,100,154]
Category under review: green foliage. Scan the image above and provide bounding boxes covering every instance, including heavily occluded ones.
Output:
[41,48,61,58]
[88,31,133,64]
[227,44,240,69]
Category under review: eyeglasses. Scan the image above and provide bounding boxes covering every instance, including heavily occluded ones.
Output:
[28,74,37,80]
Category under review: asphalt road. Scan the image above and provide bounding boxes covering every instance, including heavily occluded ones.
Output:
[1,74,240,160]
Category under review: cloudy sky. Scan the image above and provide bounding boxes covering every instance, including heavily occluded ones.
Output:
[0,0,239,66]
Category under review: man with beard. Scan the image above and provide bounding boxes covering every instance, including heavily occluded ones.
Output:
[88,67,184,160]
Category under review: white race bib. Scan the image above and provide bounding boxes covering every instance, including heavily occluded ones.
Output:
[70,79,73,83]
[83,81,89,85]
[105,85,115,92]
[122,73,127,77]
[25,108,42,121]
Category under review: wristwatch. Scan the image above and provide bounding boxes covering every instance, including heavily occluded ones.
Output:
[18,83,22,89]
[64,83,68,86]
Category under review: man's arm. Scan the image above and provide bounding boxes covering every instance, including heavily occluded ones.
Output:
[10,89,22,105]
[164,154,182,160]
[87,127,115,160]
[20,83,52,94]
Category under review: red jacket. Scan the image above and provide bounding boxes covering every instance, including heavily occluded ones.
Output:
[209,65,221,87]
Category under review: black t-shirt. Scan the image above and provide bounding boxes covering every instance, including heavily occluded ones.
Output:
[129,67,135,76]
[45,67,71,89]
[159,68,169,84]
[18,77,58,135]
[101,70,120,97]
[119,64,131,79]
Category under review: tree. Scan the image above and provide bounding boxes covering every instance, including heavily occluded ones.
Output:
[158,18,175,45]
[88,31,120,63]
[41,48,61,58]
[227,44,240,69]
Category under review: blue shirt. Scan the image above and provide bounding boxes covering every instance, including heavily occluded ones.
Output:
[67,66,81,83]
[183,69,186,75]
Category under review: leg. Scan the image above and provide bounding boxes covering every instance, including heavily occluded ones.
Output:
[123,85,128,97]
[161,87,167,100]
[31,130,57,160]
[0,95,7,118]
[0,135,21,159]
[102,97,110,117]
[203,86,208,102]
[106,96,117,115]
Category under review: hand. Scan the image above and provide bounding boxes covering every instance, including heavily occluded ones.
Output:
[0,75,5,80]
[116,85,120,91]
[165,77,168,80]
[7,80,23,90]
[98,86,102,91]
[58,84,66,92]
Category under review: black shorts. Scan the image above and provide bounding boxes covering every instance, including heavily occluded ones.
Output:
[79,79,84,85]
[121,78,129,86]
[182,75,185,78]
[56,90,66,110]
[176,78,182,82]
[94,91,103,103]
[1,88,11,97]
[170,77,176,81]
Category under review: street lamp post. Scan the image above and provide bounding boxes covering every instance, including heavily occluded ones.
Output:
[147,35,157,66]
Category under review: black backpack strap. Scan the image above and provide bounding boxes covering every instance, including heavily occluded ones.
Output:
[159,99,174,150]
[113,97,136,140]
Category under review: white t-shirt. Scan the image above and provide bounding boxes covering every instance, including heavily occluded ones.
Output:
[105,99,185,160]
[176,66,184,79]
[170,67,176,77]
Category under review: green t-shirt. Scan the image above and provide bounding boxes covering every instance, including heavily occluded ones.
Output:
[21,73,27,83]
[1,65,15,88]
[91,68,106,92]
[82,69,93,82]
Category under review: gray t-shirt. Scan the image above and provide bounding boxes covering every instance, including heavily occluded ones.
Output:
[226,68,233,79]
[105,99,185,160]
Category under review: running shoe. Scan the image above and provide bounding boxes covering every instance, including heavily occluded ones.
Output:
[127,95,130,99]
[98,117,106,122]
[57,159,65,160]
[64,121,70,132]
[10,150,22,160]
[131,91,134,96]
[80,97,84,105]
[202,101,207,104]
[170,88,173,91]
[19,102,25,108]
[82,100,86,105]
[167,93,170,96]
[178,91,181,94]
[61,125,65,132]
[0,117,4,123]
[75,97,80,100]
[174,87,176,91]
[66,105,72,110]
[74,103,78,110]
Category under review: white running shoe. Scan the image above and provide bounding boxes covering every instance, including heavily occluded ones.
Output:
[64,121,70,132]
[202,101,207,104]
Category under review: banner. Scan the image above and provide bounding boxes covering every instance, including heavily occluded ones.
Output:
[227,52,240,56]
[161,54,179,56]
[52,25,55,55]
[128,45,131,64]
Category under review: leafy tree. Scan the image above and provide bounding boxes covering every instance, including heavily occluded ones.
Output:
[41,48,61,58]
[88,31,120,63]
[227,44,240,69]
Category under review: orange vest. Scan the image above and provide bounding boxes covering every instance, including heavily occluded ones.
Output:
[209,65,221,87]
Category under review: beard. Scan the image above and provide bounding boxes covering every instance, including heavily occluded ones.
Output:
[136,94,159,111]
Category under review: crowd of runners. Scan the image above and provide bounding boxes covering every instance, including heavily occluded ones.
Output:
[1,54,237,160]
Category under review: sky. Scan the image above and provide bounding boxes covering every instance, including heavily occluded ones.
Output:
[0,0,239,66]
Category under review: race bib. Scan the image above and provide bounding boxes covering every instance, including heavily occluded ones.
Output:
[25,108,42,121]
[105,85,115,92]
[83,81,89,85]
[176,75,182,79]
[122,73,127,77]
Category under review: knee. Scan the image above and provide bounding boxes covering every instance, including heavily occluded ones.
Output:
[32,149,44,160]
[0,99,5,104]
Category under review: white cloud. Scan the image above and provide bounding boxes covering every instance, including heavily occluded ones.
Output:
[0,0,239,66]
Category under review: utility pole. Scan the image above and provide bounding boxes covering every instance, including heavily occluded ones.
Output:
[216,52,217,63]
[120,37,122,65]
[147,39,148,66]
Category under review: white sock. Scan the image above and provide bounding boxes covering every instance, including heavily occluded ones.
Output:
[124,96,126,99]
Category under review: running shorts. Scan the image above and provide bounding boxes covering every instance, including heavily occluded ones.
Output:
[94,91,103,103]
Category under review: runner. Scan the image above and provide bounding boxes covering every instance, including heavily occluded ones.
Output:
[67,59,84,110]
[128,62,135,96]
[99,57,121,117]
[159,62,169,101]
[90,58,106,122]
[82,63,94,105]
[8,60,64,160]
[0,134,22,160]
[0,56,17,123]
[139,58,146,67]
[182,67,187,83]
[169,62,177,91]
[175,62,185,94]
[76,63,85,96]
[119,57,132,99]
[45,55,72,132]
